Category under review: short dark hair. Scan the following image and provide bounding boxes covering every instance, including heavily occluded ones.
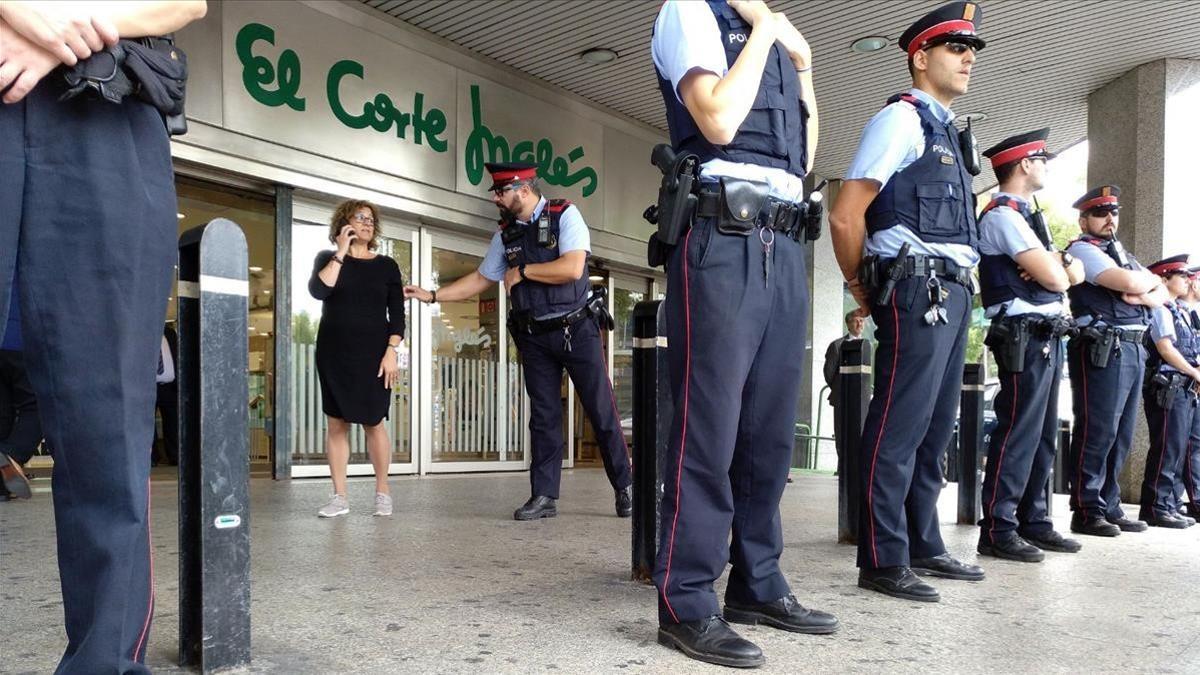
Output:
[994,161,1018,184]
[845,311,860,325]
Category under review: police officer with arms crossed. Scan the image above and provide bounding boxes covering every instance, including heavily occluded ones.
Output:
[830,1,987,603]
[650,0,837,668]
[1176,267,1200,520]
[403,162,633,521]
[974,129,1086,563]
[1064,186,1166,537]
[1137,255,1199,529]
[0,1,207,671]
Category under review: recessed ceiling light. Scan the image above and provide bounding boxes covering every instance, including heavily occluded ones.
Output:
[177,213,186,219]
[850,36,889,53]
[249,266,263,273]
[579,47,618,64]
[588,275,604,282]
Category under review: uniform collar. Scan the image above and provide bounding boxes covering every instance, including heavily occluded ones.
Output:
[995,191,1028,207]
[906,87,955,124]
[517,197,549,226]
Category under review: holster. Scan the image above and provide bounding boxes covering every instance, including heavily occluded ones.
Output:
[643,144,699,256]
[586,285,615,332]
[985,318,1029,373]
[1149,372,1183,410]
[60,36,189,135]
[1079,325,1117,369]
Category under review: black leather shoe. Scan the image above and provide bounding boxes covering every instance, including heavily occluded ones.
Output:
[1020,529,1082,553]
[1105,515,1147,532]
[1175,511,1196,526]
[615,485,632,518]
[1,453,31,500]
[858,566,939,602]
[1183,502,1200,520]
[724,594,839,635]
[1072,513,1121,536]
[1142,511,1189,529]
[658,616,765,668]
[513,495,557,521]
[977,536,1044,562]
[911,553,985,581]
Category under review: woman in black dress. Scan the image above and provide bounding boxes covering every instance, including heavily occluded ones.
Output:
[309,200,406,518]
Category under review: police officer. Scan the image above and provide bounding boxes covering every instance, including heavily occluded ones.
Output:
[403,162,632,521]
[1137,255,1199,529]
[1177,268,1200,520]
[650,0,837,667]
[1065,185,1167,536]
[0,1,207,671]
[830,1,986,602]
[974,129,1086,562]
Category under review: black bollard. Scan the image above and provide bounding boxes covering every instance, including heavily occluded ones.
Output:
[836,339,872,544]
[631,300,671,583]
[1054,419,1070,494]
[177,219,252,672]
[958,363,985,525]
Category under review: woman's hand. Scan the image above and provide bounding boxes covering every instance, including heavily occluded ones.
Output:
[378,347,400,389]
[334,224,357,256]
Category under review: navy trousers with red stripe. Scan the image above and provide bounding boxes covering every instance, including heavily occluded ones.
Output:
[856,275,971,570]
[1067,339,1145,520]
[1138,380,1195,519]
[653,215,808,624]
[979,332,1062,544]
[1177,404,1200,506]
[0,84,174,672]
[515,316,632,499]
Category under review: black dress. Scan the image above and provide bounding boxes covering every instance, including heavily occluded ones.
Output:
[309,250,406,425]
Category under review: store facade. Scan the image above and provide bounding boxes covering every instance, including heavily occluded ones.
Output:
[171,1,664,479]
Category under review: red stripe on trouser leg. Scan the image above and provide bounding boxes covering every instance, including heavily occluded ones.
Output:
[986,373,1019,542]
[133,478,154,661]
[865,293,901,567]
[1074,347,1090,517]
[659,228,693,623]
[1153,405,1171,510]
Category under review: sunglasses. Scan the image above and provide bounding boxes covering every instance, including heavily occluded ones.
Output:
[491,183,524,197]
[939,41,977,55]
[1086,208,1118,218]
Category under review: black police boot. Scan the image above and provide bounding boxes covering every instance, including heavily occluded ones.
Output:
[657,615,765,668]
[1141,510,1188,529]
[615,485,632,518]
[1174,510,1196,526]
[1183,502,1200,520]
[977,535,1044,563]
[910,553,985,581]
[1072,512,1121,536]
[513,495,557,521]
[1019,529,1082,553]
[724,594,840,635]
[858,566,939,602]
[1105,515,1147,532]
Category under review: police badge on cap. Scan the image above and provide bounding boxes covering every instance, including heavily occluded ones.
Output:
[484,162,539,191]
[982,128,1055,170]
[899,2,986,56]
[1073,185,1121,213]
[1148,254,1191,277]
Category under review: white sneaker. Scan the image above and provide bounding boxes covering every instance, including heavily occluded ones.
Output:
[317,494,349,518]
[373,492,393,517]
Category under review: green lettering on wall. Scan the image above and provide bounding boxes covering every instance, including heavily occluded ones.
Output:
[235,22,305,111]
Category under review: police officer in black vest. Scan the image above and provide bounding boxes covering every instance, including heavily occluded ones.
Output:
[650,0,837,667]
[1065,186,1167,536]
[831,1,989,603]
[974,129,1086,562]
[404,162,632,521]
[1177,268,1200,519]
[0,2,206,671]
[1137,255,1199,529]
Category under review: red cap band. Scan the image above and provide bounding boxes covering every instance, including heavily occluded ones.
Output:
[907,20,976,56]
[988,141,1046,169]
[1077,195,1119,211]
[1151,262,1189,276]
[489,167,537,184]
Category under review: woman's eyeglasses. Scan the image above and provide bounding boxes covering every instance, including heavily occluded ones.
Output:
[351,214,376,225]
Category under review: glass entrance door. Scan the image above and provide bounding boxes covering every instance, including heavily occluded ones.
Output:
[419,232,528,472]
[289,199,418,477]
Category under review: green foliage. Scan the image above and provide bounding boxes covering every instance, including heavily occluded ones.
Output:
[292,310,318,345]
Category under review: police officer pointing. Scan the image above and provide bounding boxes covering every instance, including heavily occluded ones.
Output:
[1065,186,1166,536]
[1137,254,1199,529]
[975,129,1085,562]
[830,1,987,603]
[650,0,837,668]
[403,162,632,521]
[0,1,207,671]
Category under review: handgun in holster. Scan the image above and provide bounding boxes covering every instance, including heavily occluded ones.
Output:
[60,35,189,136]
[985,308,1029,373]
[1149,372,1180,410]
[644,144,699,267]
[586,285,615,331]
[1080,325,1116,369]
[873,242,911,306]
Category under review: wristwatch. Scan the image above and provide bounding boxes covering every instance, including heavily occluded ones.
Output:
[1060,251,1075,269]
[519,263,528,281]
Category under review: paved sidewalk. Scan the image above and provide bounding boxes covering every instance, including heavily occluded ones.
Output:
[1,470,1197,674]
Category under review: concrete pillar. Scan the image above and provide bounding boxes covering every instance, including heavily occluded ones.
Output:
[1086,58,1200,503]
[805,175,845,472]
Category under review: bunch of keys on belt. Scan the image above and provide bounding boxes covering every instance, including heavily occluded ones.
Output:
[924,273,949,325]
[760,227,775,287]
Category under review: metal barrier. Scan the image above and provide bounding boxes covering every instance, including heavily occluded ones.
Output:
[836,339,872,544]
[958,363,985,525]
[630,300,670,583]
[177,219,252,672]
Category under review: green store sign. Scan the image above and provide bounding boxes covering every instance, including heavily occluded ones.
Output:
[235,22,599,197]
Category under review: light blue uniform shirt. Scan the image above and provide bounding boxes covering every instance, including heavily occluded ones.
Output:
[845,88,979,268]
[978,192,1064,318]
[1148,303,1183,372]
[479,196,591,320]
[1065,237,1147,329]
[650,0,805,203]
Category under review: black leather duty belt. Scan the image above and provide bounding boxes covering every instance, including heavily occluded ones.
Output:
[871,254,974,288]
[695,186,806,241]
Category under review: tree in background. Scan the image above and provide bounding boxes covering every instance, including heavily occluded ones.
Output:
[292,310,318,345]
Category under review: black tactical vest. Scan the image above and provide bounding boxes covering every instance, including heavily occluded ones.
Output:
[502,199,590,318]
[1066,235,1150,326]
[978,195,1062,309]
